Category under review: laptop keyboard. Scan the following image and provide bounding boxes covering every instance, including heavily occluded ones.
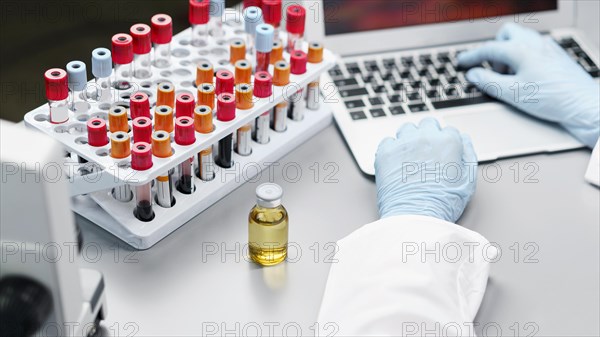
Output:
[329,37,599,121]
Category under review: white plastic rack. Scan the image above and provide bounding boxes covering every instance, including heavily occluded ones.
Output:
[24,14,335,249]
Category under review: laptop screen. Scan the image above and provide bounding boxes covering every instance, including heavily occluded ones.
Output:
[323,0,558,36]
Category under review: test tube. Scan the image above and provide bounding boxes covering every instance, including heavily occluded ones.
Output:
[132,142,154,222]
[236,123,252,156]
[91,48,112,102]
[197,147,215,181]
[154,105,174,133]
[197,83,216,110]
[195,61,214,87]
[194,105,214,134]
[285,5,305,53]
[253,71,273,98]
[108,106,129,133]
[44,68,69,124]
[157,82,175,108]
[209,0,225,38]
[130,92,151,119]
[235,60,252,85]
[272,101,287,132]
[152,131,175,208]
[189,0,210,47]
[176,93,195,118]
[288,88,304,121]
[306,81,320,110]
[216,93,235,168]
[270,40,283,64]
[230,39,246,65]
[262,0,282,40]
[243,0,261,7]
[132,117,152,143]
[243,6,263,57]
[111,34,134,90]
[235,83,254,110]
[66,61,91,113]
[87,118,109,147]
[254,111,270,144]
[110,132,133,202]
[175,116,196,194]
[272,60,290,86]
[255,24,274,73]
[151,14,173,68]
[130,24,152,79]
[215,70,234,95]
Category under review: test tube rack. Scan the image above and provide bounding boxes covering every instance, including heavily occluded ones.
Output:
[23,14,335,249]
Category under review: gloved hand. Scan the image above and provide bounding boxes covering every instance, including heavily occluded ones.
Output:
[375,118,477,223]
[458,23,600,148]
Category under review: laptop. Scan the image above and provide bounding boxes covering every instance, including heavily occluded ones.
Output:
[305,0,600,175]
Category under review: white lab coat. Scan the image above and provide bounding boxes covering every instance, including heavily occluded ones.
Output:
[317,144,599,336]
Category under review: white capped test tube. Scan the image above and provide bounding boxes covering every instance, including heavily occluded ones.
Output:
[66,60,91,113]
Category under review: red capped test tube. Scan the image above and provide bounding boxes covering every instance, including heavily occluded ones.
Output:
[262,0,281,40]
[132,117,152,144]
[111,33,134,90]
[132,142,154,222]
[45,68,69,124]
[255,24,274,73]
[151,14,173,68]
[87,118,109,147]
[176,93,195,117]
[253,71,273,98]
[216,93,235,168]
[215,69,234,95]
[286,5,305,53]
[130,24,152,79]
[175,116,196,194]
[189,0,210,47]
[130,92,151,119]
[244,0,262,7]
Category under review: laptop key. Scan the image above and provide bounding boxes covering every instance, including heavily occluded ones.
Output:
[383,58,396,69]
[340,88,368,98]
[389,94,403,103]
[589,67,600,78]
[389,105,406,115]
[401,56,414,66]
[344,99,366,109]
[373,85,387,93]
[408,92,422,101]
[391,82,404,91]
[370,108,387,118]
[334,78,358,87]
[364,61,380,72]
[408,103,429,112]
[329,67,343,77]
[432,95,493,109]
[427,89,441,100]
[369,97,384,106]
[349,110,367,120]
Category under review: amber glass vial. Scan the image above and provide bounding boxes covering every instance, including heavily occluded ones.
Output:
[248,183,288,266]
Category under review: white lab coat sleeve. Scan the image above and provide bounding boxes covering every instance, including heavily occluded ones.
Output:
[317,215,495,336]
[584,140,599,186]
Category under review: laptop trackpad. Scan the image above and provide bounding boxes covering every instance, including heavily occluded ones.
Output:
[442,106,582,161]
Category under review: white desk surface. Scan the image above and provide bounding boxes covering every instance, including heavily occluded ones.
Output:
[79,124,599,336]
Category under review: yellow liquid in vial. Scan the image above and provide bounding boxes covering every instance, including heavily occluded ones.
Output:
[248,205,288,266]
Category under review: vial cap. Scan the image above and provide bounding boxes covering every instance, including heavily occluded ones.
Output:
[66,61,87,92]
[262,0,281,26]
[210,0,225,17]
[216,93,236,122]
[111,33,134,65]
[151,14,173,44]
[256,183,283,208]
[286,5,305,35]
[91,48,112,78]
[244,6,263,35]
[131,142,153,171]
[189,0,210,24]
[130,24,152,54]
[290,50,307,75]
[243,0,262,8]
[255,24,274,53]
[44,68,68,100]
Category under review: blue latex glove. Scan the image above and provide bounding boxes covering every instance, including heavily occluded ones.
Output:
[458,23,600,148]
[375,118,477,223]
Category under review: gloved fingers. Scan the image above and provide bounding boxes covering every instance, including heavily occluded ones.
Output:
[460,133,478,164]
[465,68,514,101]
[457,41,521,71]
[395,122,418,139]
[495,22,526,41]
[376,137,395,154]
[417,117,442,132]
[441,126,462,142]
